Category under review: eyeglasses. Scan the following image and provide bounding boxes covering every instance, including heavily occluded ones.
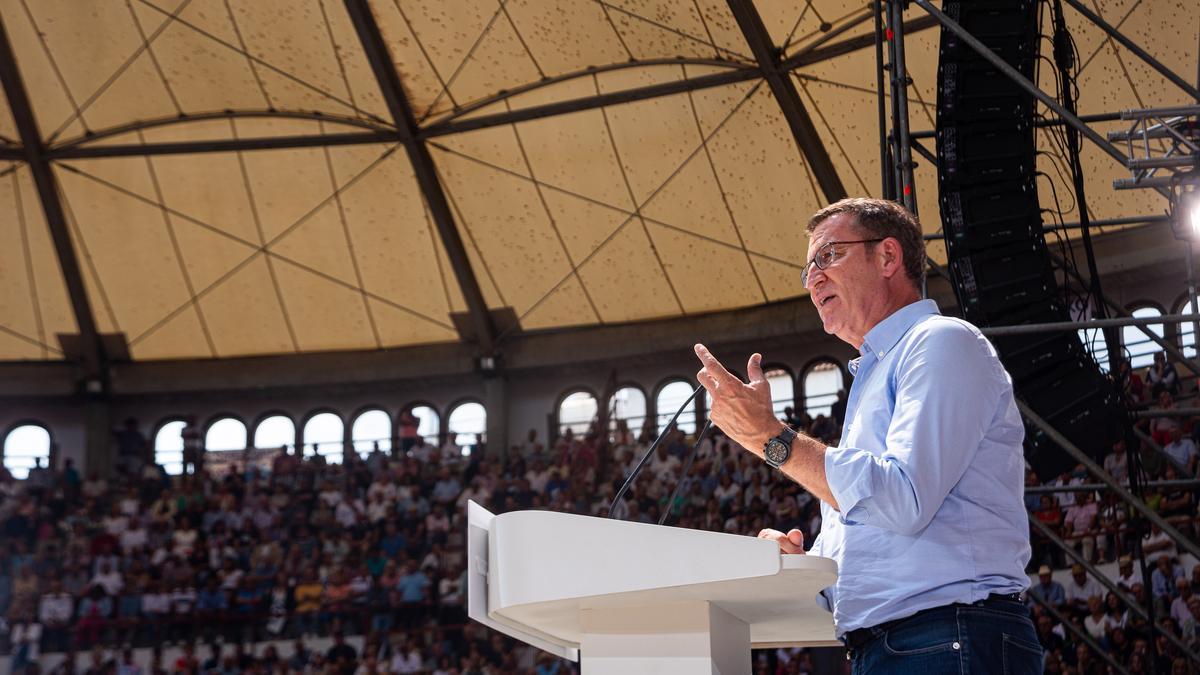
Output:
[800,238,885,287]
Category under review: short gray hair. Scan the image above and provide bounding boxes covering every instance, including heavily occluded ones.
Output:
[806,197,926,287]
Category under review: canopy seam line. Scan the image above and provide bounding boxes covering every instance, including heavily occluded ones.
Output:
[503,98,603,324]
[681,64,769,304]
[138,129,219,357]
[492,79,765,342]
[318,119,383,349]
[593,73,686,315]
[416,0,510,124]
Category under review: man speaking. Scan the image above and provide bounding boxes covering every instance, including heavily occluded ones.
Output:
[695,198,1040,673]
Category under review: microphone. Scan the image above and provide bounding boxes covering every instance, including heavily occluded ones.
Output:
[658,419,713,527]
[609,384,703,519]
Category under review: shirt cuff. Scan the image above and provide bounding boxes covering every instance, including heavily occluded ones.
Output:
[824,445,874,526]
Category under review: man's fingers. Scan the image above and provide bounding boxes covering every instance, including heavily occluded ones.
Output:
[696,369,720,394]
[786,528,805,549]
[757,527,803,554]
[694,344,737,386]
[746,353,765,384]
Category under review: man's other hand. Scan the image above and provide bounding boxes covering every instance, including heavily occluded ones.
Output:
[758,528,805,554]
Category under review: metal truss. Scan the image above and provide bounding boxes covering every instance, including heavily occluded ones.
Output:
[1110,105,1200,191]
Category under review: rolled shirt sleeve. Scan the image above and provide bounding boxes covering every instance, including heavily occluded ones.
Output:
[824,320,1007,535]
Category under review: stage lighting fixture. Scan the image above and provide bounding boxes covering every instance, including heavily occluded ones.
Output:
[1174,186,1200,241]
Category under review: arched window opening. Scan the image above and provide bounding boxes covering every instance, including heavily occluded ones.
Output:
[558,391,598,437]
[765,367,795,420]
[404,405,440,447]
[303,412,345,464]
[656,380,697,435]
[254,415,295,453]
[205,418,247,452]
[4,424,51,479]
[352,409,392,457]
[1123,306,1164,369]
[447,402,486,456]
[803,361,844,418]
[154,421,186,476]
[205,418,247,474]
[608,386,647,441]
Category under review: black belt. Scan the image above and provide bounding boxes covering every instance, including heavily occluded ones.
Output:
[842,593,1023,652]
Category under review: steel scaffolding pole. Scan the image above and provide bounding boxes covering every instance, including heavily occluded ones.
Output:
[921,214,1170,240]
[886,0,917,214]
[911,0,1133,170]
[1049,250,1200,380]
[1061,0,1200,101]
[1026,479,1200,493]
[1018,401,1200,561]
[1027,593,1130,675]
[977,313,1200,336]
[1028,515,1198,666]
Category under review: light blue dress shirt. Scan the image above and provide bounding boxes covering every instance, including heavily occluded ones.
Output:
[809,299,1031,636]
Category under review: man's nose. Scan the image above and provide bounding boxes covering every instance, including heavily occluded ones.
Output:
[805,266,826,292]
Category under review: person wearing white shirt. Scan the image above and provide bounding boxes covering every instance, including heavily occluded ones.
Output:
[1064,564,1104,615]
[389,640,423,674]
[1171,577,1195,627]
[1116,555,1143,590]
[1164,428,1198,474]
[652,444,681,480]
[120,517,148,555]
[38,579,74,652]
[1083,596,1115,640]
[334,499,361,528]
[366,493,391,523]
[90,561,124,596]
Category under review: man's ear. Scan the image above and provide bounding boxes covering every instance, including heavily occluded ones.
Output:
[878,238,903,279]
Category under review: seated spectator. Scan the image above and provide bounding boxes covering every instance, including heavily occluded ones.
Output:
[325,629,357,675]
[90,560,124,597]
[1151,391,1182,447]
[1147,352,1180,398]
[1116,555,1143,590]
[1029,565,1067,609]
[1172,576,1196,627]
[1064,490,1100,562]
[1104,591,1128,630]
[1143,523,1178,559]
[293,570,323,636]
[1151,555,1185,613]
[1163,428,1198,475]
[75,584,113,647]
[1104,438,1130,485]
[1083,596,1114,641]
[1064,563,1104,617]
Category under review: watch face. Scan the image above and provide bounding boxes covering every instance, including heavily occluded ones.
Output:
[765,439,789,466]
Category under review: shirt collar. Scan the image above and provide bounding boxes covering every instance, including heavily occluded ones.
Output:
[859,299,940,359]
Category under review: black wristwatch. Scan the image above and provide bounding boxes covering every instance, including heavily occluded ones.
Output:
[763,426,797,469]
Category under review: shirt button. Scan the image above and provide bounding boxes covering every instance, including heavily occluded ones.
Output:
[952,642,961,650]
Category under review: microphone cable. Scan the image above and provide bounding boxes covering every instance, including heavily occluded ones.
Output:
[609,384,703,518]
[657,419,713,527]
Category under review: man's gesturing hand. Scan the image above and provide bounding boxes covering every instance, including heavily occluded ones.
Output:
[694,343,780,457]
[758,528,806,555]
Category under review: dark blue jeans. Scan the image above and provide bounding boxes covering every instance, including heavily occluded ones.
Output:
[847,597,1043,674]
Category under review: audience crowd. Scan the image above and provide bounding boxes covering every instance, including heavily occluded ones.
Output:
[0,353,1196,674]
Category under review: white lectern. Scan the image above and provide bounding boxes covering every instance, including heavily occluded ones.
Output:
[467,501,838,675]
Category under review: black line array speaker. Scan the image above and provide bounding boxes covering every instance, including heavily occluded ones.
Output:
[935,0,1125,481]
